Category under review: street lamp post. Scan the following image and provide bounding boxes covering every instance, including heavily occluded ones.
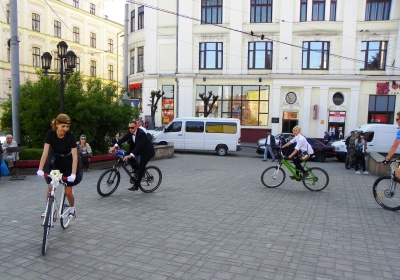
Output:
[41,41,77,113]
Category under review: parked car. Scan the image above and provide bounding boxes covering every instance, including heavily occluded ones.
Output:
[330,139,347,162]
[256,134,336,162]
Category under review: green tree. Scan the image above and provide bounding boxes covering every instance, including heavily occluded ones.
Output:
[1,72,138,153]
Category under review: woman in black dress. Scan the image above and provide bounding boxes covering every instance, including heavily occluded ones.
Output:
[37,114,80,219]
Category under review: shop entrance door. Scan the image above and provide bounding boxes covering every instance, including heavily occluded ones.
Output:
[328,111,346,140]
[282,111,298,133]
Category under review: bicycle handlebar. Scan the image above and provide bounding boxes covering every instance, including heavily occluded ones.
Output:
[43,173,68,181]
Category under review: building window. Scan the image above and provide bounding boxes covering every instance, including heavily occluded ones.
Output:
[90,32,96,48]
[332,92,344,105]
[90,3,96,15]
[162,85,175,125]
[53,51,60,70]
[137,47,144,72]
[75,57,80,72]
[6,4,10,24]
[250,0,272,23]
[368,95,396,123]
[300,0,307,21]
[108,39,113,53]
[195,85,270,126]
[248,42,273,69]
[201,0,222,24]
[365,0,391,21]
[131,10,135,32]
[73,0,79,8]
[54,20,61,38]
[108,65,114,80]
[90,60,96,77]
[73,27,80,43]
[130,50,135,74]
[330,0,337,21]
[199,42,223,69]
[302,41,330,70]
[138,6,144,30]
[312,0,325,21]
[32,47,41,67]
[32,13,40,32]
[360,41,387,70]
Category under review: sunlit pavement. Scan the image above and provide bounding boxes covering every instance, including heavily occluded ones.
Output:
[0,152,399,280]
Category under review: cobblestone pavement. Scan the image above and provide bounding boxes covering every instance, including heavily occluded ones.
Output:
[1,153,400,280]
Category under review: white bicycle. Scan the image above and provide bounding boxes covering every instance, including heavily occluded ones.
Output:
[41,170,73,255]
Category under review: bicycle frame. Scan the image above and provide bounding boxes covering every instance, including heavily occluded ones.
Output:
[278,158,309,180]
[42,175,68,228]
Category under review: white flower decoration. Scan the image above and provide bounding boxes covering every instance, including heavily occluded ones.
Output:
[49,170,63,185]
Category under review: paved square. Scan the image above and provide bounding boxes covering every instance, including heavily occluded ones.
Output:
[0,153,399,279]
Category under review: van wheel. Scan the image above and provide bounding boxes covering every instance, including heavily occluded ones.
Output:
[216,146,227,156]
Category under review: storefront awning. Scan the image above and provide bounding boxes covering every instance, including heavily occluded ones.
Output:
[129,83,142,90]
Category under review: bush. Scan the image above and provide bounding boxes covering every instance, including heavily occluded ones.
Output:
[19,148,43,160]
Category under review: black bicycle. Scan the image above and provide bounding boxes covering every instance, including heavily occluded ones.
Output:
[97,152,162,197]
[373,159,400,211]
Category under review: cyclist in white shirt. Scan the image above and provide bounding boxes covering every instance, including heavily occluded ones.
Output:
[282,126,314,180]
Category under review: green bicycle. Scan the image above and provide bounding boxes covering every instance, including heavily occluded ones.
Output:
[261,151,329,191]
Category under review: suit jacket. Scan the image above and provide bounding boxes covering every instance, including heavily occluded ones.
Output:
[117,128,155,160]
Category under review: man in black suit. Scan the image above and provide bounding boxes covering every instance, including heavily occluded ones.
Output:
[109,121,155,191]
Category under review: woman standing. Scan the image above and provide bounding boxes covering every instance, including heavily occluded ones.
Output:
[37,114,81,219]
[77,135,92,171]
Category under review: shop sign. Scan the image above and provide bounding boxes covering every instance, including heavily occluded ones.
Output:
[376,82,400,95]
[129,83,142,90]
[329,111,345,123]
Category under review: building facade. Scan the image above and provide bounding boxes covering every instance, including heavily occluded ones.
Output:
[126,0,400,141]
[0,0,123,114]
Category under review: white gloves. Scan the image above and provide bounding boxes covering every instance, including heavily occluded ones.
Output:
[37,170,44,178]
[67,174,76,182]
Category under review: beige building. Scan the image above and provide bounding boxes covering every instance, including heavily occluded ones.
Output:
[127,0,400,141]
[0,0,123,111]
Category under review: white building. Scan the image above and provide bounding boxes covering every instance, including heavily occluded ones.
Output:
[127,0,400,141]
[0,0,123,114]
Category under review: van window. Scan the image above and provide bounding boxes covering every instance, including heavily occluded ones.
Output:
[364,132,374,142]
[186,121,204,133]
[165,121,182,132]
[206,122,237,134]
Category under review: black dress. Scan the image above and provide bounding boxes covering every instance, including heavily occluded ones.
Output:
[44,130,78,186]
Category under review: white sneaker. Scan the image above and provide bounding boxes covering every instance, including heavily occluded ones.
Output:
[355,171,361,175]
[363,171,369,175]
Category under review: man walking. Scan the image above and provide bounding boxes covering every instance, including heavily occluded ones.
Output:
[263,130,276,162]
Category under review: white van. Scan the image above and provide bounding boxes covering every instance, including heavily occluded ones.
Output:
[152,117,241,156]
[358,124,400,153]
[331,124,400,158]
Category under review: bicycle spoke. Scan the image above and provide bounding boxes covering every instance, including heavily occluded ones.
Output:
[373,175,400,211]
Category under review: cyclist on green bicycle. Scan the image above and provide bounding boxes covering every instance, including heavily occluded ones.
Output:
[281,126,314,180]
[382,112,400,179]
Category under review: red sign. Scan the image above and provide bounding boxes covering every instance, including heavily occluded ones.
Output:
[376,82,389,95]
[129,83,142,90]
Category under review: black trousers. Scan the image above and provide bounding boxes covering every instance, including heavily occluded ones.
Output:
[129,156,152,187]
[293,156,306,174]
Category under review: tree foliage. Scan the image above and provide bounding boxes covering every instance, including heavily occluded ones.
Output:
[1,72,138,153]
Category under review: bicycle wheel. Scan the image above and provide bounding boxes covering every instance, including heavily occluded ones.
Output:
[373,175,400,211]
[139,166,162,193]
[60,192,71,229]
[97,169,120,197]
[42,196,54,255]
[302,167,329,191]
[261,166,285,188]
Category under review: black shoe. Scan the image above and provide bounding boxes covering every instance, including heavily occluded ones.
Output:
[128,186,138,191]
[301,172,309,180]
[272,159,276,162]
[289,175,295,180]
